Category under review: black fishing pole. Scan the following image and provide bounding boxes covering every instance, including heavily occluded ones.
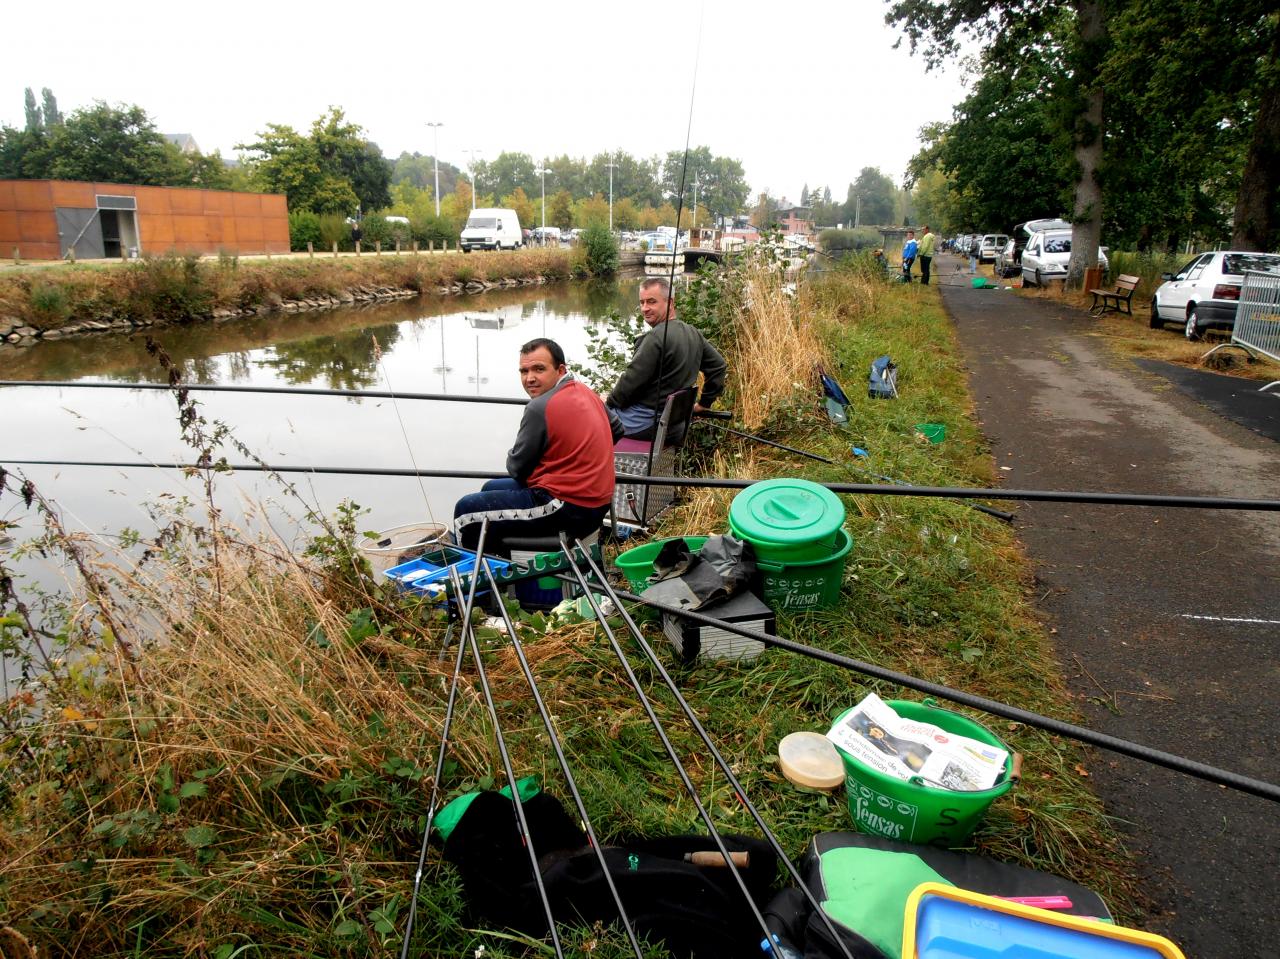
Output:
[553,534,777,951]
[447,560,567,959]
[7,459,1279,512]
[562,537,860,959]
[479,558,646,959]
[398,519,490,959]
[602,583,1280,805]
[698,420,1017,523]
[0,379,529,406]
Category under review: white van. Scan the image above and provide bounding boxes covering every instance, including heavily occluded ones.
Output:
[460,208,522,252]
[1021,229,1109,286]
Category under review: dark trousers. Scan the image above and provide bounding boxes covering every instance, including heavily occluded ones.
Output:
[920,255,932,285]
[453,478,608,555]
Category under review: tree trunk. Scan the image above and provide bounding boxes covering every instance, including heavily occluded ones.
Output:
[1067,0,1106,289]
[1231,20,1280,251]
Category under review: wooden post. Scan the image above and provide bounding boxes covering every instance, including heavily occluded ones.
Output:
[307,241,314,258]
[375,240,382,256]
[429,240,435,252]
[412,240,419,255]
[395,239,401,255]
[120,244,127,263]
[332,240,338,258]
[444,240,450,252]
[14,246,21,264]
[355,241,361,256]
[266,247,272,260]
[68,248,75,264]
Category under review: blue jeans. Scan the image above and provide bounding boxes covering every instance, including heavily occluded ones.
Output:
[453,478,608,554]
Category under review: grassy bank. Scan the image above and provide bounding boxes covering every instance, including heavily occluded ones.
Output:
[0,248,580,337]
[0,257,1138,957]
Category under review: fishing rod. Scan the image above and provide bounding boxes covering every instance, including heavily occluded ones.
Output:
[399,519,490,959]
[478,557,645,958]
[0,380,529,407]
[599,582,1280,805]
[7,459,1280,512]
[447,559,567,959]
[553,535,778,951]
[699,420,1016,523]
[561,535,861,959]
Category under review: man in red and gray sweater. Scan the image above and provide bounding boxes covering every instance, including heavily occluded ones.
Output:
[453,338,622,553]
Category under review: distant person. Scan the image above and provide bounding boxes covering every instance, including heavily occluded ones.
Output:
[968,234,980,274]
[918,225,936,285]
[607,277,727,439]
[350,221,363,251]
[452,338,622,553]
[901,230,918,282]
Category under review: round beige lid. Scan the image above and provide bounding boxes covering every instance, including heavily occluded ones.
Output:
[778,731,845,790]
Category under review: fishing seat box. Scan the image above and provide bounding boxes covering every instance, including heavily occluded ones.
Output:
[662,590,775,662]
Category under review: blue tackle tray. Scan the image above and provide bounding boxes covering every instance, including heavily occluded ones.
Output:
[383,546,510,599]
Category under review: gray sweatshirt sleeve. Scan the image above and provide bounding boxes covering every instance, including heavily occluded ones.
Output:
[606,331,657,410]
[506,395,548,483]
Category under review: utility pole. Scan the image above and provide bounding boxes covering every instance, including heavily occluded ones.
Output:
[606,154,618,232]
[855,195,861,229]
[537,167,551,240]
[692,170,700,230]
[426,122,443,216]
[465,149,480,211]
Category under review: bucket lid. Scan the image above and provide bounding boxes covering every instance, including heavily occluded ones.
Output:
[778,731,845,789]
[730,479,845,546]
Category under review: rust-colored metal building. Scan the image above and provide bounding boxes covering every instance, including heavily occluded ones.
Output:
[0,179,289,260]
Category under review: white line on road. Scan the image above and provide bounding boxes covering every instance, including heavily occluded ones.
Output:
[1180,614,1280,625]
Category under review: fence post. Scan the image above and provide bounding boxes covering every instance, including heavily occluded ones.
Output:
[307,241,314,259]
[332,241,338,258]
[444,240,450,253]
[355,241,361,256]
[429,240,435,253]
[412,240,419,255]
[13,246,21,264]
[395,239,401,255]
[68,248,75,264]
[120,244,127,263]
[375,240,381,256]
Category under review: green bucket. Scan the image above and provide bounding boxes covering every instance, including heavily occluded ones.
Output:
[729,478,846,562]
[915,423,946,444]
[614,536,709,591]
[830,699,1013,848]
[756,527,853,611]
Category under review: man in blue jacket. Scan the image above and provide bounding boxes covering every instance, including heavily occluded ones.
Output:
[901,230,918,282]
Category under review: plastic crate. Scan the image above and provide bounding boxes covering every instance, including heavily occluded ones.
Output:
[384,546,510,600]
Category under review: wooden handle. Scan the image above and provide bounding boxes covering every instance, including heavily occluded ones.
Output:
[1010,752,1024,783]
[685,850,749,868]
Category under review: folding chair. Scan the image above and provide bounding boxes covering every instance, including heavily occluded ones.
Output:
[612,388,697,531]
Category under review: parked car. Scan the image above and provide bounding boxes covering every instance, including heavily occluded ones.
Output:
[529,226,562,245]
[979,234,1008,263]
[1150,250,1280,339]
[1020,229,1109,287]
[997,218,1071,277]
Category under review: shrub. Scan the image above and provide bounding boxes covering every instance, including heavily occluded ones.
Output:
[580,223,619,276]
[411,212,457,248]
[819,227,883,256]
[288,210,324,252]
[26,280,71,327]
[125,255,213,321]
[318,214,351,251]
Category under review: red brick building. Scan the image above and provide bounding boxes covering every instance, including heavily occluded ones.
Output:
[0,179,289,261]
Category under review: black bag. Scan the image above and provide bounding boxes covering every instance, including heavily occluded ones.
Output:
[442,789,778,958]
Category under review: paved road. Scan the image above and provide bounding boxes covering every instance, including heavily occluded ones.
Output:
[937,255,1279,958]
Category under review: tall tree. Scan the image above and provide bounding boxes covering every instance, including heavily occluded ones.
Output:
[846,167,897,225]
[46,102,189,185]
[40,88,61,127]
[887,0,1105,286]
[24,88,41,132]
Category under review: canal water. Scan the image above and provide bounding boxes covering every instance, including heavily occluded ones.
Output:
[2,277,645,603]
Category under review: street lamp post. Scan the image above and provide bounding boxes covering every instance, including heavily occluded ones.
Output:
[692,170,700,232]
[465,149,480,211]
[605,155,618,232]
[426,122,443,216]
[536,167,551,242]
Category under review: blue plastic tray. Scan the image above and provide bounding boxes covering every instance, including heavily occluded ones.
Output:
[384,547,509,597]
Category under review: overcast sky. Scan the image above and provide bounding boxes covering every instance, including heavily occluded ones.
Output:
[2,0,971,205]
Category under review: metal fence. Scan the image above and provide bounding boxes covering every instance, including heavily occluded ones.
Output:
[1234,270,1280,382]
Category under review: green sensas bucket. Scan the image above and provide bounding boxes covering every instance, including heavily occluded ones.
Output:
[915,423,946,444]
[756,527,853,611]
[729,479,846,562]
[830,699,1013,848]
[614,536,709,591]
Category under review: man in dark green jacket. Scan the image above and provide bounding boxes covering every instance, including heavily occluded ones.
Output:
[607,277,727,439]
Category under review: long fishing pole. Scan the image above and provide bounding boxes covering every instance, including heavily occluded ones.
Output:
[699,420,1016,522]
[602,583,1280,804]
[0,379,529,406]
[554,534,777,950]
[480,558,645,959]
[398,519,490,959]
[563,537,860,959]
[8,459,1279,512]
[447,560,567,959]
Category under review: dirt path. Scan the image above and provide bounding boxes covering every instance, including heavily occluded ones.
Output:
[936,254,1280,958]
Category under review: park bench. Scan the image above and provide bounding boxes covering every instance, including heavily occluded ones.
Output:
[1089,273,1140,316]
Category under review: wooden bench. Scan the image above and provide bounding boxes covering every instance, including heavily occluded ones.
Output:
[1089,273,1140,315]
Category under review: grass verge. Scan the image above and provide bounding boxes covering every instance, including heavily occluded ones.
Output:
[0,256,1141,957]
